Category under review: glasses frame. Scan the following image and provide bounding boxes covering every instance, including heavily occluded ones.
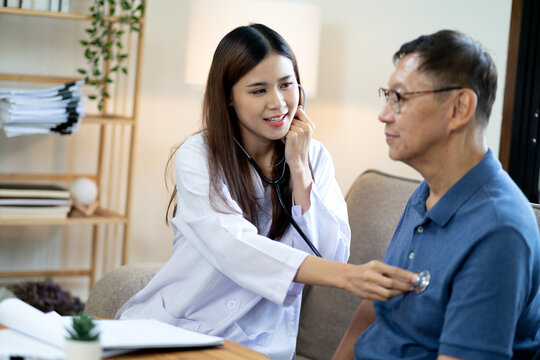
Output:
[378,86,463,114]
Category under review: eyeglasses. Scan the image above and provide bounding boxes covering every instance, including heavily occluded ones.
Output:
[378,86,463,114]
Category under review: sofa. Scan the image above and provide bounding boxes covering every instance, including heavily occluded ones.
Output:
[85,169,540,360]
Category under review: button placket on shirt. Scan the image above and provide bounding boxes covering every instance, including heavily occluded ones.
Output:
[408,224,426,262]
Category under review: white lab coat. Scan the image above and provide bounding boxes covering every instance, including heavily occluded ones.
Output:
[117,132,350,360]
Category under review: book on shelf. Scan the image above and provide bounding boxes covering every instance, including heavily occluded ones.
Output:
[4,0,71,11]
[0,205,71,219]
[0,80,86,137]
[3,0,21,8]
[0,298,224,359]
[0,183,72,219]
[0,183,70,199]
[0,198,71,206]
[0,80,83,99]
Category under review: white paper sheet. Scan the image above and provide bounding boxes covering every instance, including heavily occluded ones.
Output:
[0,298,224,359]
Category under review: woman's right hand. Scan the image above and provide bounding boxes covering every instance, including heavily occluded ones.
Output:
[341,260,417,301]
[294,256,417,301]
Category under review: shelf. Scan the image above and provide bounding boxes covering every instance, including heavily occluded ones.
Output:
[0,73,82,84]
[0,7,144,23]
[0,269,91,279]
[0,1,145,290]
[0,207,128,226]
[0,173,97,182]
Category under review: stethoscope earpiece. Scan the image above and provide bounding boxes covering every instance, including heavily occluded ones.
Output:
[298,84,306,110]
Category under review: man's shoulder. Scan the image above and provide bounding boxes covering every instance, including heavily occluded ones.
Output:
[465,170,539,240]
[479,171,534,220]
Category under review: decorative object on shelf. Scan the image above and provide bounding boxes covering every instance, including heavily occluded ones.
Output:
[77,0,144,111]
[65,312,101,360]
[70,177,99,216]
[0,80,87,137]
[4,279,84,315]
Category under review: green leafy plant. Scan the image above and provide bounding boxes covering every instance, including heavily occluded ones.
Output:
[66,312,100,341]
[77,0,144,111]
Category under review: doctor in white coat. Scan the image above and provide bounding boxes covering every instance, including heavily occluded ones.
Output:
[117,23,417,360]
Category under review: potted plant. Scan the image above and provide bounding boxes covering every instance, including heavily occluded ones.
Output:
[77,0,145,112]
[65,312,101,360]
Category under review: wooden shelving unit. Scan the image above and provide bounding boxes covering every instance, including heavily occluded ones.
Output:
[0,3,145,290]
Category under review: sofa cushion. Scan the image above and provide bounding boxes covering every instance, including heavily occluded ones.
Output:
[296,170,420,360]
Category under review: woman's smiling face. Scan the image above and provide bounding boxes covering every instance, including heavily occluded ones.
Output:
[230,53,300,151]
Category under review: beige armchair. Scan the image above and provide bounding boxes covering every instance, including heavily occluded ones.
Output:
[85,170,540,360]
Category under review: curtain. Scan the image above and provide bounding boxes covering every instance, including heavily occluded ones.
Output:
[508,0,540,203]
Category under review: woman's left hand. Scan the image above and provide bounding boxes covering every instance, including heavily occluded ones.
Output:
[285,106,315,213]
[285,106,314,172]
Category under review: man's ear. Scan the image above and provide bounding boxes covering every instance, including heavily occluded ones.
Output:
[449,89,477,131]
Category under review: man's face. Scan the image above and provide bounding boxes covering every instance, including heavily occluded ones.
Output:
[378,53,454,168]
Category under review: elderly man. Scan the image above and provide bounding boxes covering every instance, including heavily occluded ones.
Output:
[334,30,540,360]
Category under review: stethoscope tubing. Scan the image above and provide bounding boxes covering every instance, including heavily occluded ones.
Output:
[232,84,322,257]
[245,155,323,258]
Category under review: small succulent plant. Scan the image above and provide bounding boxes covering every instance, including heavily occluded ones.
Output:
[66,312,100,341]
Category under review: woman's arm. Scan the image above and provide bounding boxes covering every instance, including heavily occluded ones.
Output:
[294,256,417,301]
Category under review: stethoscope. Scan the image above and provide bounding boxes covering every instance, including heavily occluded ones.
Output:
[233,84,322,257]
[235,138,432,292]
[232,83,432,292]
[412,270,430,293]
[233,137,322,258]
[234,139,432,292]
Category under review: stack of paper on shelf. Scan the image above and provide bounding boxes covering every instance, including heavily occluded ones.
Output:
[0,183,72,219]
[0,298,224,359]
[0,80,86,137]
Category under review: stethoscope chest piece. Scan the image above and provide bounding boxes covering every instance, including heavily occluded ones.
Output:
[412,270,431,293]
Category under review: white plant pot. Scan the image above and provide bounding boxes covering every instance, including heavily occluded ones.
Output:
[65,339,102,360]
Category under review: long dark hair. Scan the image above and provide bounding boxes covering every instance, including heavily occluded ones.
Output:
[166,23,302,240]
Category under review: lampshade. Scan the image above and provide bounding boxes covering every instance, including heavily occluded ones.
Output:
[184,0,321,97]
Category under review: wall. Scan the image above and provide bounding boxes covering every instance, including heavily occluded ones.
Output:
[0,0,512,300]
[129,0,512,265]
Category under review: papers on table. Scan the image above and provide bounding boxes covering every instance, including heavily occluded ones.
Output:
[0,298,224,359]
[0,80,87,137]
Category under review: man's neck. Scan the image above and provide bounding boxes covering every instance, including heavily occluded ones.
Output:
[418,137,488,211]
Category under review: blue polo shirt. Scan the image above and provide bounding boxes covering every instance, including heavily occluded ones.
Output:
[354,149,540,360]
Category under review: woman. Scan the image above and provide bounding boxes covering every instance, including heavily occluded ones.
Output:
[117,23,416,359]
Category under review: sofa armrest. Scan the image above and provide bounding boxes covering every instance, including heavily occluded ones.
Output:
[85,262,163,318]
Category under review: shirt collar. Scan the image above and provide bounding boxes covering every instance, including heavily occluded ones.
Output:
[411,149,501,226]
